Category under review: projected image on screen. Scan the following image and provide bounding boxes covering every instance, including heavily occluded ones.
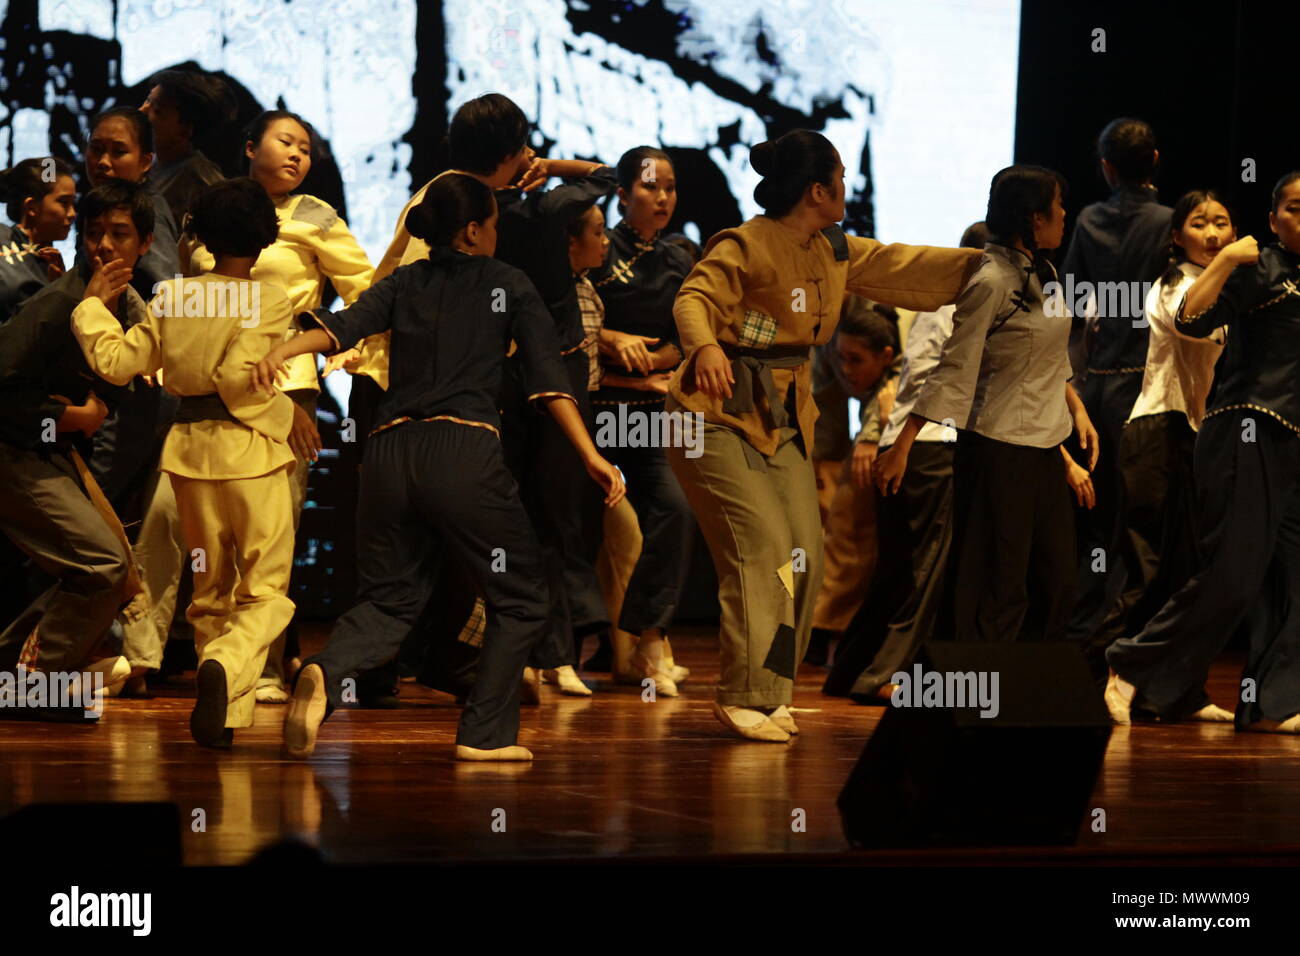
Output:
[0,0,1018,612]
[446,0,1020,247]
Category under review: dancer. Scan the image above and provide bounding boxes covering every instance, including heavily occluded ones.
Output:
[85,107,180,291]
[806,296,900,665]
[1106,172,1300,731]
[140,68,233,223]
[666,130,980,742]
[825,222,987,700]
[876,166,1098,646]
[188,109,373,702]
[541,194,610,696]
[355,93,616,701]
[1101,191,1235,659]
[589,145,698,695]
[72,178,297,747]
[265,174,625,761]
[0,158,77,323]
[0,181,159,714]
[1063,118,1174,651]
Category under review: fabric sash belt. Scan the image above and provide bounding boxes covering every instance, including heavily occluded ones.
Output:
[175,393,238,425]
[719,344,810,430]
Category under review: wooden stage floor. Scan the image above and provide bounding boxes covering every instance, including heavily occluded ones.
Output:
[3,629,1300,866]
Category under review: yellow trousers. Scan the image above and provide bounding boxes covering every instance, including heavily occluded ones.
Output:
[171,465,296,727]
[812,456,879,632]
[120,472,186,671]
[596,497,682,677]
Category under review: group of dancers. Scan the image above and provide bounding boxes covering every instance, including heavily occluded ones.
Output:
[1,68,1298,761]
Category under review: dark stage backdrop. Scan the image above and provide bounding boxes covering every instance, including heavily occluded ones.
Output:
[1016,0,1298,254]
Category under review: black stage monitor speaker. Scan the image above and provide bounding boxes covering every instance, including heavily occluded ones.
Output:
[839,642,1111,848]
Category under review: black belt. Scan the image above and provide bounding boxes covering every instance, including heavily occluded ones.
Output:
[719,344,810,430]
[174,393,238,424]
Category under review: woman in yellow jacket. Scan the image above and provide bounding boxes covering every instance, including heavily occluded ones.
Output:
[666,130,980,742]
[187,110,375,701]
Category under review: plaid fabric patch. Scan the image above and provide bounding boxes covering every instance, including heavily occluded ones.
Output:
[457,596,486,648]
[576,277,604,390]
[738,309,779,349]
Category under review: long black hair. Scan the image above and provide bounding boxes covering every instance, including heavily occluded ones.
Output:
[1159,189,1234,287]
[406,173,496,249]
[750,130,839,218]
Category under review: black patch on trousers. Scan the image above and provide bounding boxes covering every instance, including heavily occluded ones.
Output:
[764,623,798,679]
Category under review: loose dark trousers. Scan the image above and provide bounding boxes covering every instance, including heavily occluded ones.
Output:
[0,446,130,671]
[945,432,1076,643]
[1119,412,1201,628]
[1068,372,1142,643]
[304,422,550,749]
[598,398,696,635]
[824,441,954,696]
[1107,410,1300,723]
[502,350,608,669]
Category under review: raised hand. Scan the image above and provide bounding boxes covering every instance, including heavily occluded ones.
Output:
[84,257,133,309]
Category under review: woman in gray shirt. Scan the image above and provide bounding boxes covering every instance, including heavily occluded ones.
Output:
[875,165,1098,643]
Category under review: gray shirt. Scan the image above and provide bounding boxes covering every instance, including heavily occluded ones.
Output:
[912,243,1072,449]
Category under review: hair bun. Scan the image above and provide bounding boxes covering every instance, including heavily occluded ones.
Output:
[750,140,777,177]
[406,203,432,242]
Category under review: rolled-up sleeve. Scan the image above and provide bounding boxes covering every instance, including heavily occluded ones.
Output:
[911,278,1004,429]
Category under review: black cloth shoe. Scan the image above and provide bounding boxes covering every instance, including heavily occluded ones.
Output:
[804,628,833,668]
[191,660,231,749]
[581,630,613,673]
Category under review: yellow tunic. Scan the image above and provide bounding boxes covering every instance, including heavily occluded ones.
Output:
[71,275,297,480]
[669,216,981,456]
[186,193,375,393]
